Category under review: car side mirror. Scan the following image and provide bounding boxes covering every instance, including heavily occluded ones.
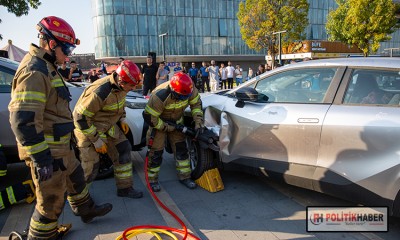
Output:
[235,87,259,108]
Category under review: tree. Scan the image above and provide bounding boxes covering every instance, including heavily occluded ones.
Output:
[326,0,398,57]
[237,0,309,68]
[0,0,42,40]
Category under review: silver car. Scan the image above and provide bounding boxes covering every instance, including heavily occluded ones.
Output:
[186,58,400,216]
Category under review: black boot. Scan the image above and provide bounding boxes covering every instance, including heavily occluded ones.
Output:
[150,182,161,192]
[117,187,143,199]
[179,178,197,189]
[81,203,113,223]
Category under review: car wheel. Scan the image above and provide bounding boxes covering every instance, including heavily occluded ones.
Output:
[187,137,218,180]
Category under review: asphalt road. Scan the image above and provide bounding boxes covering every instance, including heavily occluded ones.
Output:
[0,151,399,239]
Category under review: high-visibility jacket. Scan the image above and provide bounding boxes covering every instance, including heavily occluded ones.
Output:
[8,44,74,167]
[73,73,126,142]
[143,81,203,130]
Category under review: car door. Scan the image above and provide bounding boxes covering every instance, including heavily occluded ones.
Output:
[316,67,400,205]
[219,66,343,189]
[0,62,16,148]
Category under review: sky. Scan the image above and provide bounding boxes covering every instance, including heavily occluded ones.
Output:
[0,0,94,54]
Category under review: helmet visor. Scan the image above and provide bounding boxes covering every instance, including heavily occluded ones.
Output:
[172,91,192,100]
[59,42,76,56]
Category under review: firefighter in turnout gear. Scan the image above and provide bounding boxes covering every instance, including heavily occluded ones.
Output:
[143,72,204,192]
[0,144,36,211]
[73,60,143,199]
[8,16,112,240]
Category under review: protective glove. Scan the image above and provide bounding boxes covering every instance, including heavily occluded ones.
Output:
[176,124,187,133]
[35,164,53,182]
[120,118,130,134]
[164,123,175,132]
[93,138,107,154]
[195,121,205,138]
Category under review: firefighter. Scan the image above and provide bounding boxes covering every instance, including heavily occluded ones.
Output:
[1,144,36,211]
[73,60,143,199]
[143,72,204,192]
[8,16,112,239]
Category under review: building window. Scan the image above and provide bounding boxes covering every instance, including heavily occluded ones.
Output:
[219,19,227,37]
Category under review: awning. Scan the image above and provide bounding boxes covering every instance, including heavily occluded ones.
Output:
[1,40,27,62]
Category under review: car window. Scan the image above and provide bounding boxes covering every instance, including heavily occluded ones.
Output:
[0,65,14,93]
[343,69,400,105]
[254,67,336,103]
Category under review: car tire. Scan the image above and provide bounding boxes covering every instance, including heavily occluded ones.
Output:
[188,138,218,180]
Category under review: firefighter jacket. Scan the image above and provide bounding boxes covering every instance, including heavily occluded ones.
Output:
[73,73,126,143]
[8,44,74,168]
[143,81,203,130]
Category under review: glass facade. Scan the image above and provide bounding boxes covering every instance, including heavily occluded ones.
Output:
[91,0,259,59]
[92,0,400,60]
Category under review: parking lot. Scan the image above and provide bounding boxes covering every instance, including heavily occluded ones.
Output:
[1,149,399,240]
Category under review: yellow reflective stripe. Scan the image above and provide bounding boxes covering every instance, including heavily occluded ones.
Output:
[155,119,164,130]
[23,141,48,155]
[0,170,6,176]
[115,172,132,179]
[75,124,97,136]
[191,108,203,115]
[67,185,89,202]
[44,134,71,145]
[145,105,161,117]
[102,99,125,111]
[6,186,17,205]
[177,168,191,174]
[107,126,115,137]
[147,172,157,177]
[51,78,64,88]
[13,91,46,103]
[0,195,4,210]
[76,104,94,117]
[165,100,188,109]
[98,132,107,139]
[114,163,132,173]
[176,159,190,167]
[189,94,200,105]
[148,166,161,173]
[30,218,58,231]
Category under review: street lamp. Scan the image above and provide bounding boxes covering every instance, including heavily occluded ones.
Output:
[273,30,287,66]
[159,32,168,62]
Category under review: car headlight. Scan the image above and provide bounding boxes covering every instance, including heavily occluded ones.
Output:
[126,102,147,109]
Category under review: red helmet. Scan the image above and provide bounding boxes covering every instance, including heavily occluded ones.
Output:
[116,60,141,85]
[170,72,193,97]
[37,16,80,45]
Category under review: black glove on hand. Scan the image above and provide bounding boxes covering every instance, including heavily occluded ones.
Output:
[35,164,53,182]
[176,124,186,133]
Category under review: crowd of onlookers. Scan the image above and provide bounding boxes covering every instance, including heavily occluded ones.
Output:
[61,56,313,95]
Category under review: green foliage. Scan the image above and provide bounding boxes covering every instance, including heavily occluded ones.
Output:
[326,0,398,57]
[0,0,42,40]
[237,0,309,63]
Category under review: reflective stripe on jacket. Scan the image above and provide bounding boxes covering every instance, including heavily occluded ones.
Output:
[143,81,203,130]
[73,73,126,142]
[8,44,74,167]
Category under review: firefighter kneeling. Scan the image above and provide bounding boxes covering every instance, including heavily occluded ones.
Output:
[143,72,205,192]
[73,60,143,199]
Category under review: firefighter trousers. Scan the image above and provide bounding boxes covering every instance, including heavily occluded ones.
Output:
[75,127,133,190]
[146,127,191,182]
[27,147,97,239]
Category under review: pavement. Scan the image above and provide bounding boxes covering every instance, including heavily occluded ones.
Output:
[1,150,399,240]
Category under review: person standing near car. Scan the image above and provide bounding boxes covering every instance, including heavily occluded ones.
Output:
[68,60,83,82]
[226,61,235,89]
[141,55,158,96]
[8,16,112,239]
[143,72,204,192]
[199,61,209,92]
[188,62,199,87]
[73,60,143,199]
[206,60,219,92]
[58,61,70,81]
[235,64,243,86]
[156,61,169,87]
